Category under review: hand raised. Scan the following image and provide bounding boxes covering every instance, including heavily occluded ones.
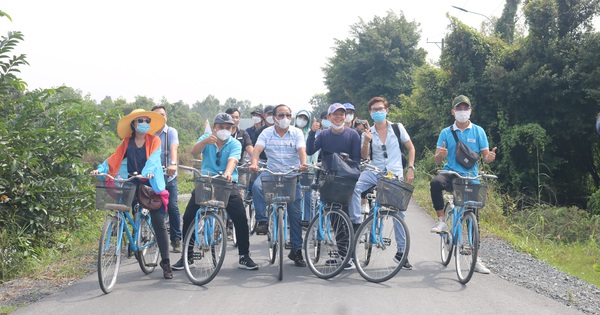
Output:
[436,141,448,159]
[311,117,320,132]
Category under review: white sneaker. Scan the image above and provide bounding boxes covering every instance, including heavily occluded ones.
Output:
[474,259,490,274]
[430,220,448,233]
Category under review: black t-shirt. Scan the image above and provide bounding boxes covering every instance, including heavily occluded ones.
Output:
[252,125,269,161]
[126,139,147,175]
[233,128,252,161]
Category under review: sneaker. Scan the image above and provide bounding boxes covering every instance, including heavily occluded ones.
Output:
[325,258,341,266]
[393,252,413,270]
[430,219,448,233]
[255,221,269,235]
[160,259,173,279]
[474,259,490,274]
[171,238,182,253]
[287,249,307,267]
[171,256,193,270]
[238,254,259,270]
[343,259,355,270]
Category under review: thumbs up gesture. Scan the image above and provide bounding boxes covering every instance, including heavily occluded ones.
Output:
[484,147,497,163]
[311,117,320,132]
[435,141,448,162]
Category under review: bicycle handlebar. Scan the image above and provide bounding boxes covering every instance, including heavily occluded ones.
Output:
[91,173,147,182]
[257,167,299,176]
[178,165,224,179]
[438,170,498,180]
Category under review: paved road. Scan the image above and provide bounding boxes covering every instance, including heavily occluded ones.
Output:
[14,199,582,315]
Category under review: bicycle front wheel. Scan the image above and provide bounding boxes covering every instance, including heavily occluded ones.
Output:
[267,207,277,264]
[440,202,454,266]
[304,208,353,279]
[98,215,123,294]
[353,210,410,283]
[455,210,479,284]
[183,211,227,286]
[137,213,159,274]
[277,206,285,281]
[246,200,256,235]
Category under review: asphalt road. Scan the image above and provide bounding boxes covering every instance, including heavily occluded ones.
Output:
[14,199,582,315]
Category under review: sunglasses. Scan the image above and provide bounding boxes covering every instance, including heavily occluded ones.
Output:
[216,151,222,166]
[382,144,388,159]
[136,118,151,124]
[276,113,292,118]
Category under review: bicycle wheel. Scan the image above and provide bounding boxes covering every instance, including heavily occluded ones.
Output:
[267,206,277,264]
[304,208,353,279]
[98,216,122,294]
[455,211,479,284]
[440,202,454,266]
[231,218,238,247]
[137,213,159,274]
[353,210,410,283]
[183,211,227,286]
[246,200,256,235]
[277,206,285,281]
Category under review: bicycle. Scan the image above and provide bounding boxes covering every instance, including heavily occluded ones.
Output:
[259,167,298,281]
[178,165,233,286]
[93,173,160,294]
[302,164,355,279]
[352,163,413,283]
[436,170,497,284]
[238,164,256,237]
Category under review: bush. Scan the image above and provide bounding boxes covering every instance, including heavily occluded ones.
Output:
[587,187,600,216]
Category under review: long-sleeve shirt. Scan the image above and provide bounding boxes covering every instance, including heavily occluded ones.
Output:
[306,127,361,170]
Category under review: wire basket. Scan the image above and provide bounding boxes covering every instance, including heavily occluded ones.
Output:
[299,172,315,187]
[95,181,136,212]
[318,174,357,206]
[376,177,414,211]
[194,176,234,208]
[261,174,297,203]
[452,178,488,208]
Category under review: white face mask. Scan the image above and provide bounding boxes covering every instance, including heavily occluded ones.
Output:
[296,118,308,128]
[454,110,471,123]
[265,115,274,124]
[331,123,344,131]
[251,116,262,125]
[345,114,354,123]
[216,129,231,141]
[276,118,291,129]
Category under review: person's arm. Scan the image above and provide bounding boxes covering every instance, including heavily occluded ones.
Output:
[242,130,254,156]
[298,147,308,171]
[403,139,416,183]
[249,145,264,172]
[191,134,215,157]
[306,130,320,155]
[223,158,237,182]
[361,121,372,160]
[434,130,448,164]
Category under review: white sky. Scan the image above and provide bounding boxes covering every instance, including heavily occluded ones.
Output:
[2,1,510,111]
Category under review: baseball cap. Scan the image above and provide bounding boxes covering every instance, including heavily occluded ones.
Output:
[250,107,263,115]
[213,113,235,125]
[328,103,346,115]
[452,95,471,108]
[343,103,355,111]
[264,105,275,114]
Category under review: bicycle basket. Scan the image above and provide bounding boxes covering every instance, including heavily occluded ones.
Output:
[95,181,136,211]
[318,174,357,206]
[376,177,414,211]
[299,172,315,187]
[452,178,487,208]
[261,174,297,203]
[194,176,234,208]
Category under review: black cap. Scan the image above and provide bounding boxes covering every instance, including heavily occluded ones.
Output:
[250,107,263,115]
[264,105,275,114]
[213,113,234,125]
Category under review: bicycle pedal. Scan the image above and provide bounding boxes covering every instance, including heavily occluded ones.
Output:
[145,263,157,267]
[383,238,391,246]
[285,242,292,250]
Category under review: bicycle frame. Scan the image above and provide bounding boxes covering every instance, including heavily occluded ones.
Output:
[193,206,223,248]
[314,201,340,245]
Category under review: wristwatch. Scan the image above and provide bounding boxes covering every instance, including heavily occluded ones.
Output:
[170,161,177,165]
[407,165,415,170]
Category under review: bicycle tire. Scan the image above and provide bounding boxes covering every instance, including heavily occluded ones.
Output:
[183,211,227,286]
[304,207,353,279]
[353,210,410,283]
[137,213,159,274]
[455,210,479,284]
[98,216,122,294]
[246,201,256,235]
[267,207,277,264]
[277,206,285,281]
[231,218,238,247]
[440,202,454,266]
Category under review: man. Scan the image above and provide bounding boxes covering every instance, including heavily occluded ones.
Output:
[306,103,361,269]
[225,107,254,192]
[343,103,356,128]
[250,104,309,267]
[430,94,497,274]
[351,96,416,269]
[152,105,182,253]
[172,113,258,271]
[251,105,275,164]
[246,107,264,141]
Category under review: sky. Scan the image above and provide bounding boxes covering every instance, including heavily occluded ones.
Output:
[2,1,514,112]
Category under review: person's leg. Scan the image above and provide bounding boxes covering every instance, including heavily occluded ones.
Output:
[166,178,182,251]
[149,205,172,278]
[349,171,379,224]
[287,185,306,266]
[226,189,249,255]
[172,190,200,270]
[252,172,267,222]
[430,173,454,233]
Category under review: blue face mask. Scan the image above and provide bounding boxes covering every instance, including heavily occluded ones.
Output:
[136,122,151,134]
[371,111,387,123]
[321,119,332,128]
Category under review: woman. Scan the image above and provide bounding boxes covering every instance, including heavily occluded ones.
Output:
[91,109,173,279]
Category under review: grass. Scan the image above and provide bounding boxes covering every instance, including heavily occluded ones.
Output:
[411,169,600,287]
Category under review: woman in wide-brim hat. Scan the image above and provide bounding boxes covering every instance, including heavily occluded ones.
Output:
[91,109,173,279]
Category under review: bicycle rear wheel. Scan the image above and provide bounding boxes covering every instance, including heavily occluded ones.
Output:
[98,215,122,294]
[246,200,256,235]
[137,213,159,274]
[440,202,454,266]
[183,211,227,286]
[455,211,479,284]
[304,208,353,279]
[277,206,285,281]
[267,207,277,264]
[353,210,410,283]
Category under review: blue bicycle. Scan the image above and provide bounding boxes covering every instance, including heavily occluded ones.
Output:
[94,173,159,294]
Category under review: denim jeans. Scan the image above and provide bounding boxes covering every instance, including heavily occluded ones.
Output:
[166,178,182,241]
[252,172,303,250]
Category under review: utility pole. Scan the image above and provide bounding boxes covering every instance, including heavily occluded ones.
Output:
[427,38,444,52]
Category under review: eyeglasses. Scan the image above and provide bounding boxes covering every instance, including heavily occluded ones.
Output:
[382,144,388,159]
[216,151,222,166]
[276,113,292,118]
[454,106,470,111]
[136,118,151,124]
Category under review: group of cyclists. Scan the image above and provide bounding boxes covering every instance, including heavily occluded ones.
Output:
[91,94,496,281]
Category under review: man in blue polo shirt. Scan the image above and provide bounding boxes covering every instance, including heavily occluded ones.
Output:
[430,94,497,273]
[172,113,258,271]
